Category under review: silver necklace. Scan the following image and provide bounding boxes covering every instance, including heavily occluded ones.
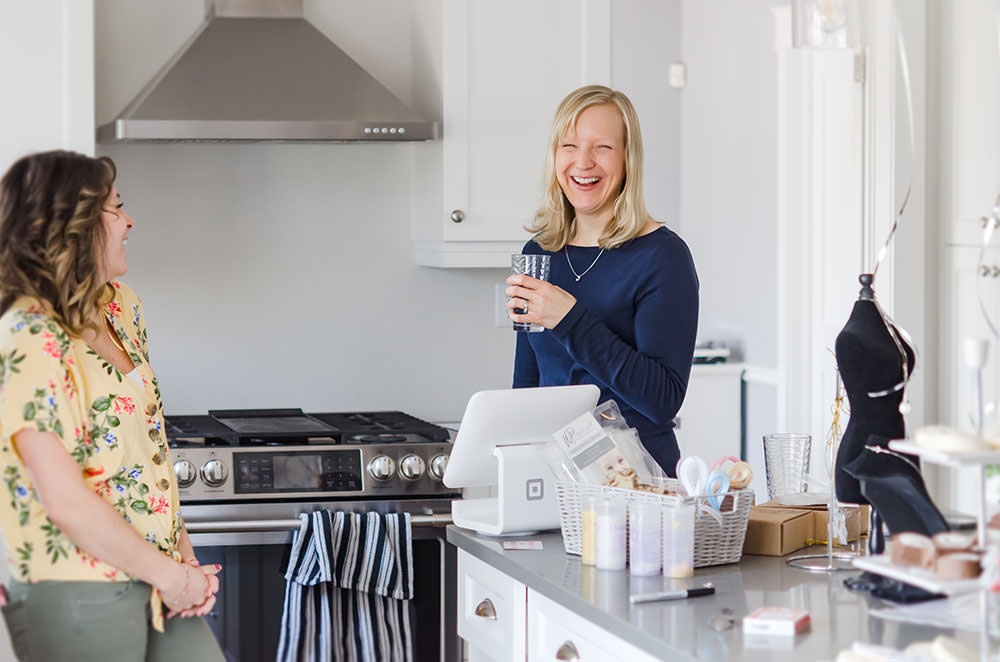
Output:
[564,246,605,281]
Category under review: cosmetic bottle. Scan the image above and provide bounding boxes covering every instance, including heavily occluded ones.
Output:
[628,501,661,576]
[595,498,626,571]
[662,503,695,578]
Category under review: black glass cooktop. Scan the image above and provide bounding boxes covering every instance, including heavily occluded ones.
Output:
[165,408,450,447]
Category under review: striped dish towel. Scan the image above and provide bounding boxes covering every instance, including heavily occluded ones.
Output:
[277,511,415,662]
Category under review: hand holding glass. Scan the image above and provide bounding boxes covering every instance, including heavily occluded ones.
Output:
[510,254,551,332]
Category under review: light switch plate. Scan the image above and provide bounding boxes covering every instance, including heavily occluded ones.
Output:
[495,283,510,328]
[669,62,686,88]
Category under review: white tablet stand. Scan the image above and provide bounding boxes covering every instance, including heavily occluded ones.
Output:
[450,443,561,536]
[443,385,601,537]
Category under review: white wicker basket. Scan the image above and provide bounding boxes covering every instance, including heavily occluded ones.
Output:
[555,479,754,568]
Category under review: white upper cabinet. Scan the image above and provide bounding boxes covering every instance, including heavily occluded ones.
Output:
[414,0,611,267]
[0,1,94,165]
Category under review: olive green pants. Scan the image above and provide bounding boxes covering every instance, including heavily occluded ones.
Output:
[2,580,225,662]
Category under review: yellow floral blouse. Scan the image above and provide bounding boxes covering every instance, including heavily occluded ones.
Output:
[0,281,181,588]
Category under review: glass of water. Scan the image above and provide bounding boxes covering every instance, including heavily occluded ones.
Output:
[510,254,551,332]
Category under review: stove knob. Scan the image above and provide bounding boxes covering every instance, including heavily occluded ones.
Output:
[368,455,395,481]
[173,459,197,488]
[399,454,426,481]
[429,454,449,481]
[200,459,228,487]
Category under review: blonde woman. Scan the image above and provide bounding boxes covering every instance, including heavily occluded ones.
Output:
[0,151,223,661]
[506,85,699,475]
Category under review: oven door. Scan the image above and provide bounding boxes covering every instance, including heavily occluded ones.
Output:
[184,501,457,662]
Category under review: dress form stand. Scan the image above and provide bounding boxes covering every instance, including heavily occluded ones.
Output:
[836,275,947,599]
[834,275,914,555]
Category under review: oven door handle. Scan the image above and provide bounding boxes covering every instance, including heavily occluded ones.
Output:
[184,513,453,534]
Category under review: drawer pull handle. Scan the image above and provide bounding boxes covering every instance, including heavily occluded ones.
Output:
[555,641,581,661]
[474,598,497,620]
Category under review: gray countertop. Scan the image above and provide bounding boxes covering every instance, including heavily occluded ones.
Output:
[447,526,996,661]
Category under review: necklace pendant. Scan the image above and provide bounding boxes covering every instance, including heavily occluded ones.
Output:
[575,276,581,282]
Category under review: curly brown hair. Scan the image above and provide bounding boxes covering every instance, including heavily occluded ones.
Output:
[0,150,117,336]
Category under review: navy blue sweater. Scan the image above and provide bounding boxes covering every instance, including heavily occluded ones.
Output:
[513,226,699,476]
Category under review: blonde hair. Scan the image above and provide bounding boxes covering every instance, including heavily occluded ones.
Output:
[0,150,117,336]
[528,85,651,251]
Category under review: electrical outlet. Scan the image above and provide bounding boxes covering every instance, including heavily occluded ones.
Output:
[669,62,686,88]
[495,283,510,328]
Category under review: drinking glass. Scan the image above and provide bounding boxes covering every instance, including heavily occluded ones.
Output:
[762,433,811,501]
[510,254,551,332]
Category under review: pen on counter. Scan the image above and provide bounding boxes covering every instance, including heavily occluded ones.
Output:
[629,586,715,604]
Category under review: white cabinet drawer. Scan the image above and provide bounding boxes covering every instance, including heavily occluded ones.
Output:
[458,550,527,662]
[527,590,660,662]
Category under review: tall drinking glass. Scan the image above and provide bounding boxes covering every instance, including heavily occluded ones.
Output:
[510,254,551,332]
[762,433,811,501]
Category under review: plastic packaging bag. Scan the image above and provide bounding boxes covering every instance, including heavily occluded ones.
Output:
[542,400,667,486]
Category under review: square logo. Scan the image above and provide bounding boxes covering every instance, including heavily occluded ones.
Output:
[526,478,544,501]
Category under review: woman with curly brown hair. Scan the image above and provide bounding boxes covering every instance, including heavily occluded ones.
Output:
[0,150,223,661]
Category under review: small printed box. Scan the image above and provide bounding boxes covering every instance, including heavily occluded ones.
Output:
[742,607,810,636]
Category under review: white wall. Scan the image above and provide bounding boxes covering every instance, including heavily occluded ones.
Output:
[678,0,780,366]
[611,0,682,227]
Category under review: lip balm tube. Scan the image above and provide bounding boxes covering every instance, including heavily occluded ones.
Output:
[628,501,661,576]
[662,503,695,578]
[595,498,626,571]
[581,495,597,565]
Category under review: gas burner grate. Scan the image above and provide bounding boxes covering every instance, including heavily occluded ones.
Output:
[310,411,450,443]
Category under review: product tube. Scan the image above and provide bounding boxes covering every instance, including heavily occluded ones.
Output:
[662,503,695,578]
[581,495,597,566]
[628,501,661,576]
[595,498,627,571]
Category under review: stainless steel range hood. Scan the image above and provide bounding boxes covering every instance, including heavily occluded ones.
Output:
[97,0,439,143]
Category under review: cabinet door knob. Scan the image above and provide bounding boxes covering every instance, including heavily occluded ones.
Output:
[474,598,497,620]
[450,209,465,223]
[555,641,581,661]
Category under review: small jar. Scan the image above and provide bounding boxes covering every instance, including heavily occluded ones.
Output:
[595,498,627,571]
[662,503,695,578]
[581,495,598,566]
[628,501,661,576]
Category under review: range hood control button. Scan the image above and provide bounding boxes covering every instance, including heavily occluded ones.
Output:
[429,454,449,481]
[368,455,395,481]
[200,459,228,487]
[173,459,197,488]
[399,454,426,481]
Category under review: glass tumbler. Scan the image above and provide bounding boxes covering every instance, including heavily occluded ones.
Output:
[762,433,811,501]
[510,254,551,332]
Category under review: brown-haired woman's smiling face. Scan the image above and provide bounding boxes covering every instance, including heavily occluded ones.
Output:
[100,186,134,281]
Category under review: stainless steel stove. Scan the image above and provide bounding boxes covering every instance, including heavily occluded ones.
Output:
[166,408,456,502]
[165,408,459,662]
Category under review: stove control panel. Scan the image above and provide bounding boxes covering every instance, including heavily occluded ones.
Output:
[171,443,456,502]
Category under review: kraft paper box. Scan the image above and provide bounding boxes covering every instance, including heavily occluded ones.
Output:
[757,500,869,541]
[742,507,813,556]
[810,505,869,542]
[744,501,869,556]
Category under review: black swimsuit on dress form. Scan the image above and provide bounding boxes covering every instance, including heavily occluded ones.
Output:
[834,275,948,543]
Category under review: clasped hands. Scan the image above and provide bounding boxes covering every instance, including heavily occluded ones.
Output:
[161,558,221,619]
[505,274,576,330]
